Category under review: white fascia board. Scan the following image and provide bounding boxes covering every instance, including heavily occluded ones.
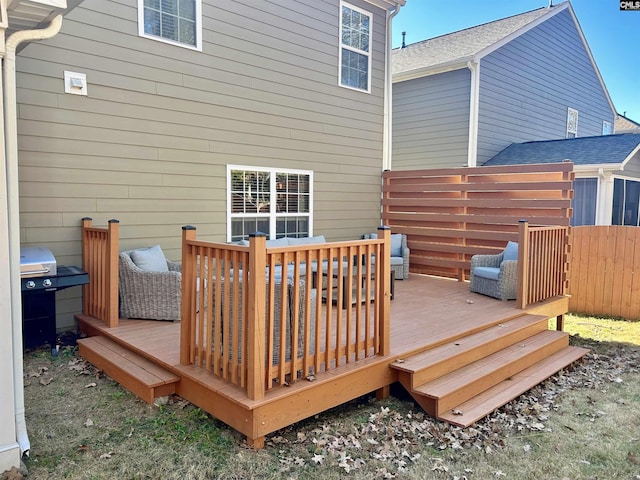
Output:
[573,163,623,173]
[363,0,405,10]
[393,58,470,83]
[620,144,640,170]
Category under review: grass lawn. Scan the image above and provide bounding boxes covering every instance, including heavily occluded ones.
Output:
[16,313,640,479]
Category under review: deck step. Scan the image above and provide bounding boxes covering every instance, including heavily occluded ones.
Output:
[439,346,590,427]
[414,330,568,416]
[392,314,548,388]
[78,336,179,404]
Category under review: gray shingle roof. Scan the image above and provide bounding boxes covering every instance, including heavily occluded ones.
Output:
[392,5,560,76]
[483,134,640,167]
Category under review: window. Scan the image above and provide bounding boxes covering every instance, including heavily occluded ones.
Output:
[138,0,202,50]
[571,178,597,226]
[339,2,372,92]
[612,178,640,226]
[227,166,313,242]
[602,120,613,135]
[566,107,578,138]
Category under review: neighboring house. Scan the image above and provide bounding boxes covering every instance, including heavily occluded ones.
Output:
[391,1,616,170]
[15,0,404,332]
[484,133,640,226]
[616,113,640,134]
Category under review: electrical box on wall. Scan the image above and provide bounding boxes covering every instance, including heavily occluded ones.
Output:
[64,71,87,95]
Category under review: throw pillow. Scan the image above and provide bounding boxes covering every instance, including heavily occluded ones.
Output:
[390,234,403,258]
[503,241,518,262]
[131,245,169,272]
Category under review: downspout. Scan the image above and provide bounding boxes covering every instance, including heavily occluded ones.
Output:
[382,3,402,171]
[467,59,480,167]
[4,15,64,456]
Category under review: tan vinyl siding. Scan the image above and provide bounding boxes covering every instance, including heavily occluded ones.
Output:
[17,0,388,330]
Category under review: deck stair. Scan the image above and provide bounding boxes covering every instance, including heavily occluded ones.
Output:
[392,314,589,427]
[78,336,180,404]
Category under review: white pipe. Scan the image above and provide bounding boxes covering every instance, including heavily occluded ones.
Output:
[4,15,64,457]
[466,59,480,167]
[382,3,402,171]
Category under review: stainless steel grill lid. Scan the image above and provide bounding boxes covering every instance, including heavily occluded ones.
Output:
[20,246,57,277]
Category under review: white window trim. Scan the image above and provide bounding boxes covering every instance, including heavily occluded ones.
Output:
[566,107,578,138]
[338,1,372,94]
[137,0,203,51]
[226,165,314,242]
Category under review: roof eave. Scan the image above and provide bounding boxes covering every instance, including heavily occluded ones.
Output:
[362,0,405,10]
[393,58,471,83]
[574,163,623,172]
[6,0,83,36]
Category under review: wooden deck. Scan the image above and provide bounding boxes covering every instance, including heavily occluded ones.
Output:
[77,273,587,447]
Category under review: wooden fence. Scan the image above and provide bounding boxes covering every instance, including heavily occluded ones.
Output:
[382,163,574,279]
[81,218,119,327]
[569,226,640,320]
[180,227,392,400]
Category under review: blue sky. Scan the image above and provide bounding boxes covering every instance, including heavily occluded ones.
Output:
[392,0,640,121]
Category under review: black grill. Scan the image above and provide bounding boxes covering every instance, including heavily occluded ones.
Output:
[20,246,88,349]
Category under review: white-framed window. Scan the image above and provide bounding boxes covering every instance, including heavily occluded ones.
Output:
[571,177,598,226]
[566,107,579,138]
[612,177,640,226]
[227,166,313,242]
[339,2,372,93]
[138,0,202,51]
[602,120,613,135]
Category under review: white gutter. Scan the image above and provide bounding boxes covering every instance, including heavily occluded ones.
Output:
[4,15,64,456]
[383,2,402,171]
[466,59,480,167]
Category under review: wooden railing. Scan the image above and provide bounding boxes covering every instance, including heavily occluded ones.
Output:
[81,217,119,327]
[180,227,392,401]
[517,220,570,309]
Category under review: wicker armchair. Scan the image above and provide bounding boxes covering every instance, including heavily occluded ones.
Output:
[118,250,182,321]
[470,241,518,300]
[363,232,410,280]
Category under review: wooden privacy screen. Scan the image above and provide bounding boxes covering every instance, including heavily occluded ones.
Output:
[382,163,574,280]
[569,226,640,321]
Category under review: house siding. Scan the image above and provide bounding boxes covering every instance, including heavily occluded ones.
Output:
[17,0,388,330]
[392,69,471,170]
[477,9,614,164]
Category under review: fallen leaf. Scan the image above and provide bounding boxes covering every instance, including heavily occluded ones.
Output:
[84,418,94,427]
[84,382,97,388]
[311,454,324,464]
[627,452,640,465]
[452,409,464,416]
[99,452,114,460]
[39,377,53,386]
[1,466,23,480]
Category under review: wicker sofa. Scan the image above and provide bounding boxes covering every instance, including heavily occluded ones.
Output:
[469,241,518,300]
[118,247,182,321]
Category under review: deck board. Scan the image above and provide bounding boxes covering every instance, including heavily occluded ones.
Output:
[77,274,570,442]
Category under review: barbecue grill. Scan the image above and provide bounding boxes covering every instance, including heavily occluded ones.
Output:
[20,246,89,349]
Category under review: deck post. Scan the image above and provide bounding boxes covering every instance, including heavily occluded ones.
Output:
[106,219,120,327]
[517,220,529,309]
[377,226,391,356]
[247,233,267,401]
[81,217,93,317]
[180,226,197,365]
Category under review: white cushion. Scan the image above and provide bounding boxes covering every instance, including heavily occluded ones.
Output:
[130,245,168,272]
[289,235,326,245]
[266,237,290,247]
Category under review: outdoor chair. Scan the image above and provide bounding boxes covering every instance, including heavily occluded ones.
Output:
[118,245,182,321]
[363,232,410,280]
[470,241,518,300]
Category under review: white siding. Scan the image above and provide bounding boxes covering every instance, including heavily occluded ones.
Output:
[16,0,389,330]
[392,69,471,170]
